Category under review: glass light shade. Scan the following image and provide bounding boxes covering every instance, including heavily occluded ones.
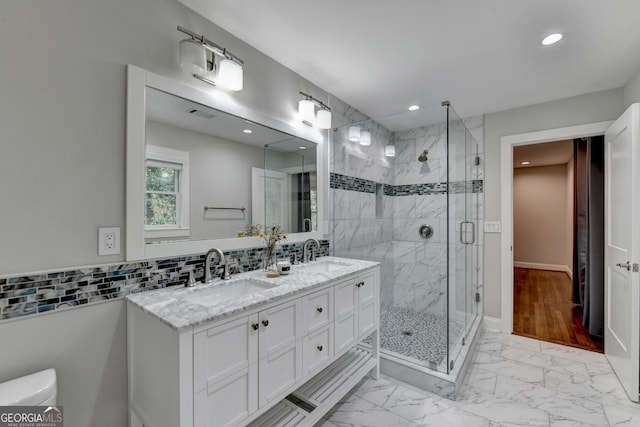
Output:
[180,39,207,76]
[217,59,244,91]
[298,99,316,124]
[359,130,371,146]
[348,126,361,142]
[385,145,396,157]
[316,109,332,129]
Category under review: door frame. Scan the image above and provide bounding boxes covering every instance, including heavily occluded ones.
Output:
[499,121,614,334]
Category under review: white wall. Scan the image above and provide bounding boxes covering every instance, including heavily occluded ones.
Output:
[483,87,624,319]
[624,67,640,108]
[147,120,264,240]
[513,164,571,270]
[0,1,329,426]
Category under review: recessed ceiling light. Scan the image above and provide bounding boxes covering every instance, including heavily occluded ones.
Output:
[520,161,531,165]
[299,146,307,150]
[408,105,420,111]
[541,33,563,46]
[243,129,253,134]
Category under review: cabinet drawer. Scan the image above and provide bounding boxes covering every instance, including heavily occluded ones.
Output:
[302,287,332,335]
[302,324,332,377]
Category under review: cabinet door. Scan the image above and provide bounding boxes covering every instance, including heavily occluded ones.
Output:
[357,271,377,338]
[194,314,258,427]
[334,278,357,354]
[258,299,302,407]
[302,287,332,335]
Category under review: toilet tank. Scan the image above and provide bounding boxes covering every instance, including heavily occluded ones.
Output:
[0,369,57,406]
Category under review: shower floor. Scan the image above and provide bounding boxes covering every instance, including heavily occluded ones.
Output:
[367,305,464,369]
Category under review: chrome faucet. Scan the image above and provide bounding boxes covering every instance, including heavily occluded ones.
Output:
[204,248,230,283]
[302,239,320,263]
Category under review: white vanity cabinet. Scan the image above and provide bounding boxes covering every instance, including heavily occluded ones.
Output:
[334,270,377,354]
[193,299,302,427]
[127,263,379,427]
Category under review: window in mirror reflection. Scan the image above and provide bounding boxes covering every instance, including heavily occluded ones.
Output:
[144,145,190,240]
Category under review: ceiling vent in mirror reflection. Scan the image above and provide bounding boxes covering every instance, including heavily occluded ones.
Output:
[185,108,215,120]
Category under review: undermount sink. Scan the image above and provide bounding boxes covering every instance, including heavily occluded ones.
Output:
[185,280,275,306]
[297,260,353,274]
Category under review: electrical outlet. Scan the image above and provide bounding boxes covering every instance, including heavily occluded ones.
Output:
[99,227,120,256]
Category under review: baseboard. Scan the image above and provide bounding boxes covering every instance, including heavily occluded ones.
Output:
[514,262,572,278]
[483,316,503,332]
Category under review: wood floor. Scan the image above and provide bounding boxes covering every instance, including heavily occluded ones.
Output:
[513,267,604,353]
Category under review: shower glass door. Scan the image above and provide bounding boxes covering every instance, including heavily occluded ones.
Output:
[446,104,478,372]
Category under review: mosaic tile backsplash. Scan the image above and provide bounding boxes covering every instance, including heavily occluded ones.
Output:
[0,240,330,321]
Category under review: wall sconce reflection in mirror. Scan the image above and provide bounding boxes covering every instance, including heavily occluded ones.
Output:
[178,25,244,91]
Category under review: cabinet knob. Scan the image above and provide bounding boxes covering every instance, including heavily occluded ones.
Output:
[356,281,364,288]
[262,320,269,327]
[317,345,323,352]
[317,307,323,313]
[251,323,259,331]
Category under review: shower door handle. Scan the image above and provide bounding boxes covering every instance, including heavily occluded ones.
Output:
[459,221,475,245]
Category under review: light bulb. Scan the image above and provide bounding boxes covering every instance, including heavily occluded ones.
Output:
[359,130,371,146]
[217,59,243,91]
[316,109,332,129]
[385,145,396,157]
[179,39,207,76]
[348,126,361,142]
[298,99,315,124]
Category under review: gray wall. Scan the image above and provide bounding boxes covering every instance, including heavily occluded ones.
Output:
[624,67,640,108]
[0,1,328,426]
[483,87,624,319]
[0,301,127,427]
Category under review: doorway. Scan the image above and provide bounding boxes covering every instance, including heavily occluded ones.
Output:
[511,139,603,351]
[499,121,613,337]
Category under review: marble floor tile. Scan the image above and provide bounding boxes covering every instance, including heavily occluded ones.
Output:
[317,329,640,427]
[603,404,640,426]
[353,376,398,407]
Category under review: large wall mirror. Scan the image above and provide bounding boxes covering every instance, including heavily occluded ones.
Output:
[126,66,326,260]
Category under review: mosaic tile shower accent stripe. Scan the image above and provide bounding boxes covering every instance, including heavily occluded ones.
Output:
[330,173,377,193]
[330,172,483,196]
[0,240,330,321]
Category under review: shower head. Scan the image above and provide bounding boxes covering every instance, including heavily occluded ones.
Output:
[418,150,429,162]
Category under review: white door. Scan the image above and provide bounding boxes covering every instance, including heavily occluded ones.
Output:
[251,167,288,229]
[605,103,640,402]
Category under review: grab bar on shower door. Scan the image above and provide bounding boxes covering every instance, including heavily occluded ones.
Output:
[459,221,475,245]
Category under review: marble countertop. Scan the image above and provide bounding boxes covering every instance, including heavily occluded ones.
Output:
[126,256,379,332]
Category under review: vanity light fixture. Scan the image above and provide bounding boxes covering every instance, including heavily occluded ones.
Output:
[385,145,396,157]
[359,130,372,146]
[298,92,332,129]
[178,26,244,91]
[541,33,563,46]
[348,126,361,142]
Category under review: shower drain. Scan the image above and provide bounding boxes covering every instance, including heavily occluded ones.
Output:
[401,330,414,336]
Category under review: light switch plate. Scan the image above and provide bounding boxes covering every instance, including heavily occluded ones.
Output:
[484,221,501,233]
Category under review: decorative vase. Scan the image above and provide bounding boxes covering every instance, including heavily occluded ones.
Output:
[263,252,276,272]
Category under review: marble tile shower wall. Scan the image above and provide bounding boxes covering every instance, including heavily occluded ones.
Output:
[0,241,330,321]
[329,94,484,320]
